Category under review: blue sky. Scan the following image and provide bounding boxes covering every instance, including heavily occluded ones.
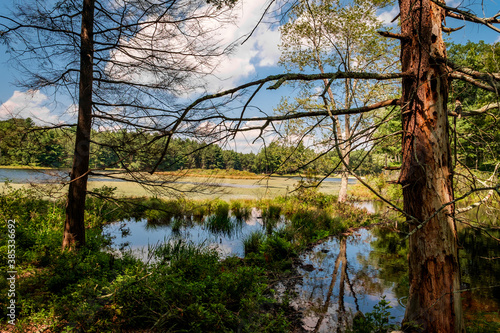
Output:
[0,0,498,140]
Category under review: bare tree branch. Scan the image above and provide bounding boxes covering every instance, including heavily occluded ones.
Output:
[430,0,500,33]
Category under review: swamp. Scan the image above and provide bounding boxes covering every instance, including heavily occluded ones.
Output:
[1,168,499,332]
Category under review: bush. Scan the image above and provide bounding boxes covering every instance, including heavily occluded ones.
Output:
[350,296,399,333]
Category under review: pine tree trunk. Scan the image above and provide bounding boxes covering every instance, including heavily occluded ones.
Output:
[398,0,463,331]
[62,0,95,250]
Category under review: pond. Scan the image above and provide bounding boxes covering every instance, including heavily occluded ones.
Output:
[0,168,70,183]
[104,208,267,260]
[103,202,500,331]
[0,167,354,185]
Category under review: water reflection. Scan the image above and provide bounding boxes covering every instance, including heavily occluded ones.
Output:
[103,208,265,260]
[459,226,500,313]
[103,201,500,330]
[293,228,406,332]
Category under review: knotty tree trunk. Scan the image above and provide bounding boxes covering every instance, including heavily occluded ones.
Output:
[398,0,463,331]
[62,0,95,249]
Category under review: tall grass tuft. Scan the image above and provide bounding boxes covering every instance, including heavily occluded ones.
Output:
[262,204,282,234]
[230,200,252,221]
[153,238,212,264]
[206,200,234,235]
[171,217,184,233]
[243,231,265,256]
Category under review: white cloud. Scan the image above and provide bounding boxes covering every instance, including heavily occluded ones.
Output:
[209,0,282,87]
[377,5,399,26]
[0,90,63,125]
[108,0,281,93]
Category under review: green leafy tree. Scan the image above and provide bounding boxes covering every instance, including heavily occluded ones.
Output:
[448,41,500,171]
[278,0,398,201]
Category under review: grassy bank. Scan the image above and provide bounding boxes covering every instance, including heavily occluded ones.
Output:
[0,183,383,332]
[1,174,346,201]
[157,168,264,179]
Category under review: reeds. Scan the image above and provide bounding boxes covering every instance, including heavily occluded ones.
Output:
[243,231,265,256]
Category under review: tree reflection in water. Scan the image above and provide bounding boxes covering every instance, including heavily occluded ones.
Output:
[292,229,406,332]
[292,218,500,332]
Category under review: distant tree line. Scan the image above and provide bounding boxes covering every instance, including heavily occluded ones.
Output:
[0,117,388,175]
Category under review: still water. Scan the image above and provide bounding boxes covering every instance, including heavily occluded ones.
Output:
[0,168,130,183]
[104,208,265,259]
[0,168,69,183]
[104,202,500,331]
[0,168,354,185]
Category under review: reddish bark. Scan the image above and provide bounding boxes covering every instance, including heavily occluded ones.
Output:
[62,0,95,249]
[398,0,464,331]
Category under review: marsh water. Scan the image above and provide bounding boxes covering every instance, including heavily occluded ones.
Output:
[103,202,500,331]
[4,168,499,329]
[0,168,357,184]
[0,168,70,183]
[104,208,268,260]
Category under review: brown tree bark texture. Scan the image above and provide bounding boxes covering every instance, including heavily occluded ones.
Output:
[398,0,463,331]
[62,0,95,249]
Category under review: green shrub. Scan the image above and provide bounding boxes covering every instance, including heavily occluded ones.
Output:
[350,296,399,333]
[261,233,295,262]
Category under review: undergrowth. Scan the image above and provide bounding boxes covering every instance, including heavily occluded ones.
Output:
[0,182,381,332]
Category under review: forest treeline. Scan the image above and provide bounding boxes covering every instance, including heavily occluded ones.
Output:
[1,41,498,176]
[0,117,389,175]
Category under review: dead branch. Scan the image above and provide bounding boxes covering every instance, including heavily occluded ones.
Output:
[442,25,464,33]
[430,0,500,33]
[378,30,409,40]
[449,102,500,117]
[449,72,498,93]
[456,163,500,214]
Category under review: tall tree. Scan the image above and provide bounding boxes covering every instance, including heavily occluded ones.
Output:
[1,0,237,249]
[64,0,95,248]
[177,1,499,331]
[397,0,461,330]
[278,0,398,201]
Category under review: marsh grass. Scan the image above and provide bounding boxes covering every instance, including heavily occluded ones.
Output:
[153,238,211,263]
[230,199,252,221]
[259,203,281,234]
[243,231,265,256]
[262,204,282,220]
[204,200,235,235]
[0,183,389,332]
[171,217,185,233]
[157,168,262,179]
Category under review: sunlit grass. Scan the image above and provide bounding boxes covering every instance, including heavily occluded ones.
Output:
[1,174,347,201]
